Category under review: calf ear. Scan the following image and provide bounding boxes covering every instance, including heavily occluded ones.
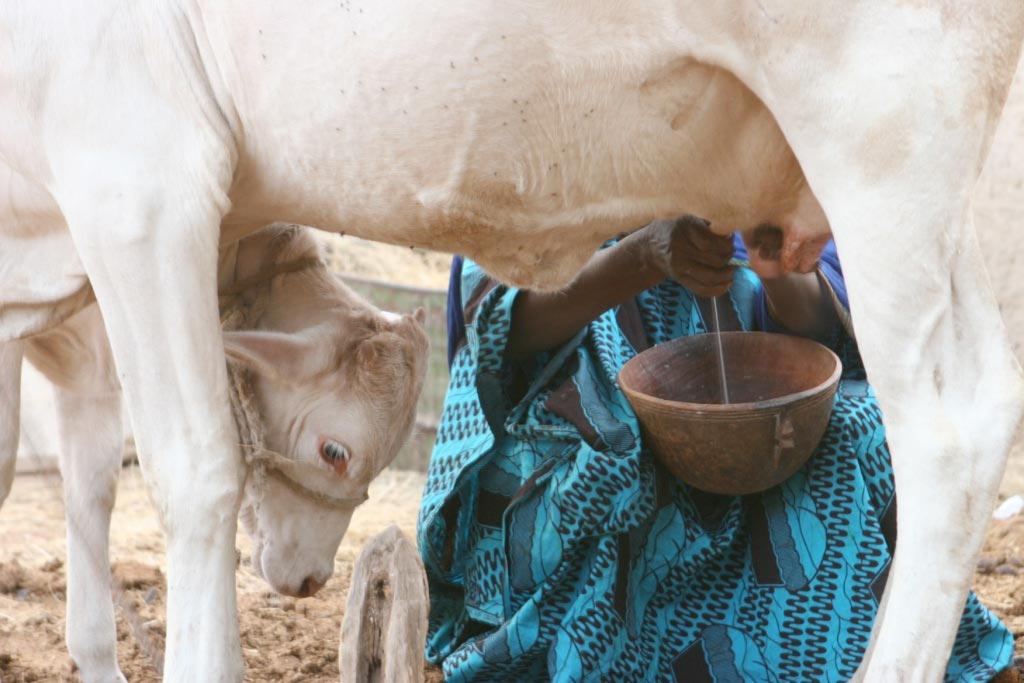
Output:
[223,330,325,383]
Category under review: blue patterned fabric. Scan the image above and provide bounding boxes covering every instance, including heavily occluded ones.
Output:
[419,257,1012,683]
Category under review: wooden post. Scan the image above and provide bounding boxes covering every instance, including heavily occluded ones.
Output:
[340,525,429,683]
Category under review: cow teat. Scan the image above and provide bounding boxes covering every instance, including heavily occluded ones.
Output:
[743,224,830,275]
[747,224,784,261]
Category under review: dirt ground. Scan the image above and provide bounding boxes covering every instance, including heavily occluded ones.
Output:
[0,468,444,683]
[4,466,1024,683]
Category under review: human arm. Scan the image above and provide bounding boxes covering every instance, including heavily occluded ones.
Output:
[743,228,842,340]
[505,215,735,362]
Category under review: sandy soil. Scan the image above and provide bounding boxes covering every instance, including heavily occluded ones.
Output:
[0,468,444,683]
[3,466,1024,683]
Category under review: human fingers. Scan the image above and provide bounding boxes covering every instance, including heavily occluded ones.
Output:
[684,220,734,256]
[643,215,732,279]
[673,219,734,268]
[669,260,736,296]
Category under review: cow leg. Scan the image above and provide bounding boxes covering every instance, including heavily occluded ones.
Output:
[53,383,125,683]
[24,307,126,682]
[58,180,242,681]
[0,341,22,508]
[844,219,1020,683]
[728,13,1024,680]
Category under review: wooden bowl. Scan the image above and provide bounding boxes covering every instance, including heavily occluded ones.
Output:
[619,332,841,495]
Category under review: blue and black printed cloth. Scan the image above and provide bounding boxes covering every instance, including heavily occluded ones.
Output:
[419,243,1012,683]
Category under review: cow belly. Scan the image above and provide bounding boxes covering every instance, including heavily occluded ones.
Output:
[0,164,92,341]
[211,0,824,291]
[0,229,93,342]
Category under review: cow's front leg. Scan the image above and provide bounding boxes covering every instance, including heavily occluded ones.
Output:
[722,9,1024,680]
[0,341,23,508]
[61,188,243,682]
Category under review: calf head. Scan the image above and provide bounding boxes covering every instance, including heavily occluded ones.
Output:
[224,264,428,597]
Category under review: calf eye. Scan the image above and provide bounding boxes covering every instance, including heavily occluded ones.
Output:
[319,439,350,466]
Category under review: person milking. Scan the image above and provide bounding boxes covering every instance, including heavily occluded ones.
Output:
[419,215,1015,683]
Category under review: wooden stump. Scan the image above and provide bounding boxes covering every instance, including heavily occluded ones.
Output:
[340,525,429,683]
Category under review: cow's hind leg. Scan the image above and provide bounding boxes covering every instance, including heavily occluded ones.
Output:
[26,307,126,682]
[55,387,125,683]
[0,341,23,508]
[725,7,1024,680]
[845,216,1022,682]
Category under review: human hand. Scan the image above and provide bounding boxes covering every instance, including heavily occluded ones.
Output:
[742,225,836,337]
[641,215,735,297]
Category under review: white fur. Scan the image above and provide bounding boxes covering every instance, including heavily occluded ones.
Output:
[0,1,1021,680]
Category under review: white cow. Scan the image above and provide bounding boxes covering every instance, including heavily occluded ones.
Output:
[0,225,429,683]
[0,2,1021,680]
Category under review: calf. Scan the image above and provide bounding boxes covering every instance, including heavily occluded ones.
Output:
[0,225,429,683]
